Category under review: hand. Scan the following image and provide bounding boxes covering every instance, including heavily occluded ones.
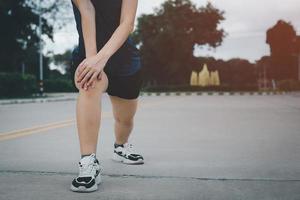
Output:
[76,54,108,90]
[82,71,103,90]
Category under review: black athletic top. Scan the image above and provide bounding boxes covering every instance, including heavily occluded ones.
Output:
[71,0,141,76]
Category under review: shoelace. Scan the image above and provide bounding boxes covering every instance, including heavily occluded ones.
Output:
[79,157,97,176]
[124,143,135,155]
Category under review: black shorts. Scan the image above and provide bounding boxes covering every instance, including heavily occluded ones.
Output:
[71,59,143,100]
[104,67,143,99]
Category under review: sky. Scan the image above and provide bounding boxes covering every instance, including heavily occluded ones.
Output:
[45,0,300,64]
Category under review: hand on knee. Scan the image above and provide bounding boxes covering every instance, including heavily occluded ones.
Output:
[74,69,108,94]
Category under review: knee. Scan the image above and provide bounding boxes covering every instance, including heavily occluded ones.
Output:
[74,69,108,97]
[115,117,134,127]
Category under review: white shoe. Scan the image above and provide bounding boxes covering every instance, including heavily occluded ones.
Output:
[112,143,144,165]
[70,153,102,192]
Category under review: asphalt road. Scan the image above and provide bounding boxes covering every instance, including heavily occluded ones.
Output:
[0,93,300,200]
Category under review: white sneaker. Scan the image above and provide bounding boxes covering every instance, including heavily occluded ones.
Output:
[112,143,144,165]
[70,153,102,192]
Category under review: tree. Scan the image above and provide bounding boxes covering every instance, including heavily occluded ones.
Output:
[266,20,299,80]
[0,0,68,76]
[133,0,225,85]
[225,59,256,86]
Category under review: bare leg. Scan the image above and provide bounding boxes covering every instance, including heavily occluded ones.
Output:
[74,69,109,155]
[109,95,139,144]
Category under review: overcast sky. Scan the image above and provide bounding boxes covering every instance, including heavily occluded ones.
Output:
[45,0,300,63]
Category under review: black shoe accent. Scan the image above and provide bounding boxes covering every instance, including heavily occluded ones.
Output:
[95,169,100,177]
[77,177,92,183]
[72,177,95,189]
[114,143,124,148]
[128,154,144,161]
[114,150,124,157]
[115,150,143,161]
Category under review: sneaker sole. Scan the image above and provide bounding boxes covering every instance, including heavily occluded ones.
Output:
[112,152,144,165]
[70,175,102,193]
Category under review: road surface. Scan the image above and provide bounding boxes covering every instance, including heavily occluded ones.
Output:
[0,93,300,200]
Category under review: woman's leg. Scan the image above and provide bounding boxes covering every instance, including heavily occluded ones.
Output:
[109,95,138,144]
[74,69,109,155]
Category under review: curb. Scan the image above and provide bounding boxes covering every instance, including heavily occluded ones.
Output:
[140,91,289,97]
[0,97,77,105]
[0,91,290,105]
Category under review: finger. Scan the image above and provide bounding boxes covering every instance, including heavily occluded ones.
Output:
[82,81,89,91]
[78,63,87,78]
[84,82,90,91]
[78,59,86,69]
[78,67,91,82]
[77,67,89,83]
[80,70,94,89]
[79,72,91,89]
[87,78,95,90]
[87,72,99,86]
[80,72,93,89]
[77,60,87,77]
[86,80,95,91]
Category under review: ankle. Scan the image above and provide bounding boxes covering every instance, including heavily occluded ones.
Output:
[114,142,127,148]
[81,153,96,159]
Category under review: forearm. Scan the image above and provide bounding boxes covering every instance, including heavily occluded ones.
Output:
[74,0,97,57]
[96,22,134,60]
[95,0,138,61]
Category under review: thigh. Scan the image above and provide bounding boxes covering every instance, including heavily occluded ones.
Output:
[109,95,138,121]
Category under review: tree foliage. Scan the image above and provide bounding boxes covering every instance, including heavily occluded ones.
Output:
[266,20,299,80]
[196,57,256,87]
[0,0,68,75]
[133,0,225,85]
